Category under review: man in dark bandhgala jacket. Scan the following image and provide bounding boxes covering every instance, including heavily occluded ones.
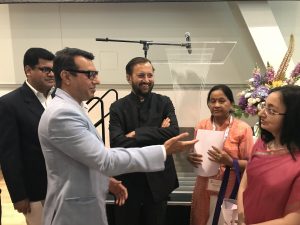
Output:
[109,57,179,225]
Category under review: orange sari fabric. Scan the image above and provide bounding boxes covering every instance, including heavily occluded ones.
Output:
[190,117,254,225]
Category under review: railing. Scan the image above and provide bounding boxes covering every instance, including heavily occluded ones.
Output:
[86,89,118,144]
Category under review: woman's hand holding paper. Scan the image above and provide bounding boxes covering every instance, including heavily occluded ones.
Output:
[208,146,233,166]
[187,151,203,168]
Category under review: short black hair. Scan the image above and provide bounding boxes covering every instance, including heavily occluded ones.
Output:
[125,57,155,76]
[23,47,55,68]
[207,84,234,105]
[260,85,300,159]
[53,47,95,88]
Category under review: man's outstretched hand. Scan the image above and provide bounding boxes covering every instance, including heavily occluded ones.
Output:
[164,132,198,155]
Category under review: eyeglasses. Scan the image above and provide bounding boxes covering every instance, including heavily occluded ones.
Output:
[259,102,286,116]
[36,67,53,74]
[66,69,98,80]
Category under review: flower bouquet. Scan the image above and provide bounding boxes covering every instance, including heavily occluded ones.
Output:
[234,63,277,118]
[234,34,298,119]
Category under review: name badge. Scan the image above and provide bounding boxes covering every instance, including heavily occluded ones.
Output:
[207,178,222,192]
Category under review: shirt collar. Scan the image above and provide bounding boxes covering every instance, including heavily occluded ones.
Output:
[129,91,152,103]
[26,80,55,98]
[81,102,89,112]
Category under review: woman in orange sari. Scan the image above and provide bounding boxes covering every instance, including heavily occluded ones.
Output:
[188,84,254,225]
[238,86,300,225]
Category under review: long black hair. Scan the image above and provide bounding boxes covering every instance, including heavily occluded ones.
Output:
[260,85,300,158]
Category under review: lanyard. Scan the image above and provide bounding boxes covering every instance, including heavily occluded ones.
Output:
[212,115,233,141]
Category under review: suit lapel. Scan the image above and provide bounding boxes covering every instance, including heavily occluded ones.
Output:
[55,88,103,142]
[85,113,102,141]
[20,83,44,117]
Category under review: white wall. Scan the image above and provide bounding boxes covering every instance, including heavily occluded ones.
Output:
[0,2,264,85]
[269,1,300,63]
[0,5,15,83]
[0,1,297,137]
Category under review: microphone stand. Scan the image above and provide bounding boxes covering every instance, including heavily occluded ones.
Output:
[95,37,190,58]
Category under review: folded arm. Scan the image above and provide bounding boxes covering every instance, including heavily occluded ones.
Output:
[109,97,179,148]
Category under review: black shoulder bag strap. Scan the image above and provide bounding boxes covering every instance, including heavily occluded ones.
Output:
[212,159,240,225]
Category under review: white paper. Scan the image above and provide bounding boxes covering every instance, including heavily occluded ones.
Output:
[194,129,224,177]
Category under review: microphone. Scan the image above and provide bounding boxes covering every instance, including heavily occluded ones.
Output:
[185,32,192,54]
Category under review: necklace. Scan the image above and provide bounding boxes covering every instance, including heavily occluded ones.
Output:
[266,140,287,152]
[212,115,233,141]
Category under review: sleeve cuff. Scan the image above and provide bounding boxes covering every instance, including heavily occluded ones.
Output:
[161,145,166,161]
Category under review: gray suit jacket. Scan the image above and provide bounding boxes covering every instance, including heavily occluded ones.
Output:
[38,89,165,225]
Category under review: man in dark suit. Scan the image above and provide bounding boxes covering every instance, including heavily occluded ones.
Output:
[109,57,179,225]
[0,48,55,225]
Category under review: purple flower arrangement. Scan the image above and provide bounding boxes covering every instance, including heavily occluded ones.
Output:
[286,62,300,85]
[234,62,300,118]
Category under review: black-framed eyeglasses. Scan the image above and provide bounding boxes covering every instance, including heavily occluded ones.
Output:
[259,102,286,116]
[66,69,98,80]
[36,67,53,74]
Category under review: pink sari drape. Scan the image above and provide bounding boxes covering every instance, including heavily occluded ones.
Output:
[244,139,300,224]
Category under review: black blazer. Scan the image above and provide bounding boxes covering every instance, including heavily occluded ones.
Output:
[0,82,47,203]
[109,92,179,202]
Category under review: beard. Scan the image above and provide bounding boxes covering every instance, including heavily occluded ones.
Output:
[132,82,154,98]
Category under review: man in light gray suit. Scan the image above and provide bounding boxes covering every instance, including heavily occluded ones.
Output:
[38,47,196,225]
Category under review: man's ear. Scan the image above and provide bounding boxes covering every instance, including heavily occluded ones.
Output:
[24,65,32,77]
[126,74,132,84]
[61,70,72,85]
